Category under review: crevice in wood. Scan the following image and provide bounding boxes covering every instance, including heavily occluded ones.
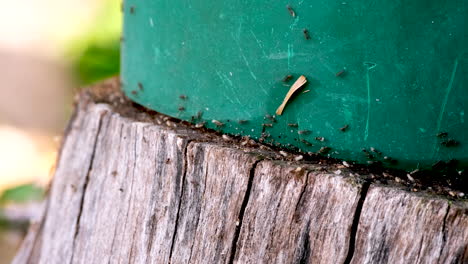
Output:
[343,180,371,264]
[415,234,425,263]
[187,152,210,264]
[298,222,311,264]
[452,246,467,264]
[227,159,262,264]
[143,127,167,264]
[127,125,142,263]
[143,128,157,262]
[292,173,310,264]
[69,110,106,264]
[129,220,138,263]
[437,203,451,263]
[145,214,157,258]
[293,172,310,218]
[13,84,468,263]
[168,139,193,263]
[25,108,76,262]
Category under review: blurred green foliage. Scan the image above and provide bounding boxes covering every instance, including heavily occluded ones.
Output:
[0,184,44,205]
[0,0,121,210]
[0,184,44,229]
[74,40,120,85]
[68,0,122,85]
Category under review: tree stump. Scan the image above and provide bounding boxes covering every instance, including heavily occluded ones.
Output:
[13,79,468,264]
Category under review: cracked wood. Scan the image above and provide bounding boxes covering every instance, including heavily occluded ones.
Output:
[12,85,468,264]
[350,186,468,264]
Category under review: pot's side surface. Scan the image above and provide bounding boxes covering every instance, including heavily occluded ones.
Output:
[122,0,467,170]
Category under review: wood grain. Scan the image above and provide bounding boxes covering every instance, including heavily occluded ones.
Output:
[233,161,364,264]
[12,86,468,264]
[350,186,468,264]
[169,142,261,264]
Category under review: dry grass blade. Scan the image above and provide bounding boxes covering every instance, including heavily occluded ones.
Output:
[275,75,307,115]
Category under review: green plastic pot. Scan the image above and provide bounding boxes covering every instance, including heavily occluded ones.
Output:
[122,0,467,171]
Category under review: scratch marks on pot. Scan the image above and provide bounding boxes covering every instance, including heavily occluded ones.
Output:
[436,57,459,134]
[265,52,310,60]
[215,70,253,118]
[216,71,233,87]
[250,30,267,57]
[152,45,161,65]
[363,62,377,142]
[215,71,238,103]
[231,33,258,81]
[289,16,300,31]
[323,93,366,104]
[288,44,294,70]
[236,19,243,40]
[433,57,460,156]
[318,57,339,75]
[242,54,258,81]
[269,38,361,62]
[230,33,269,96]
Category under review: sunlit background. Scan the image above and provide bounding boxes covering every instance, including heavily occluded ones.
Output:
[0,0,121,261]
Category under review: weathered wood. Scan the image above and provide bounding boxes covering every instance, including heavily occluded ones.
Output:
[232,161,365,264]
[351,186,468,264]
[13,83,468,264]
[11,202,46,264]
[39,100,107,264]
[441,203,468,262]
[170,143,261,264]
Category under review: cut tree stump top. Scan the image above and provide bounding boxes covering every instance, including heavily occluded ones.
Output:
[13,78,468,264]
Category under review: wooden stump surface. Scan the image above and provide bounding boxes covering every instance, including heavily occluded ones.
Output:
[13,80,468,264]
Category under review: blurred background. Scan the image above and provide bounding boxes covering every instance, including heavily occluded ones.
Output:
[0,0,121,261]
